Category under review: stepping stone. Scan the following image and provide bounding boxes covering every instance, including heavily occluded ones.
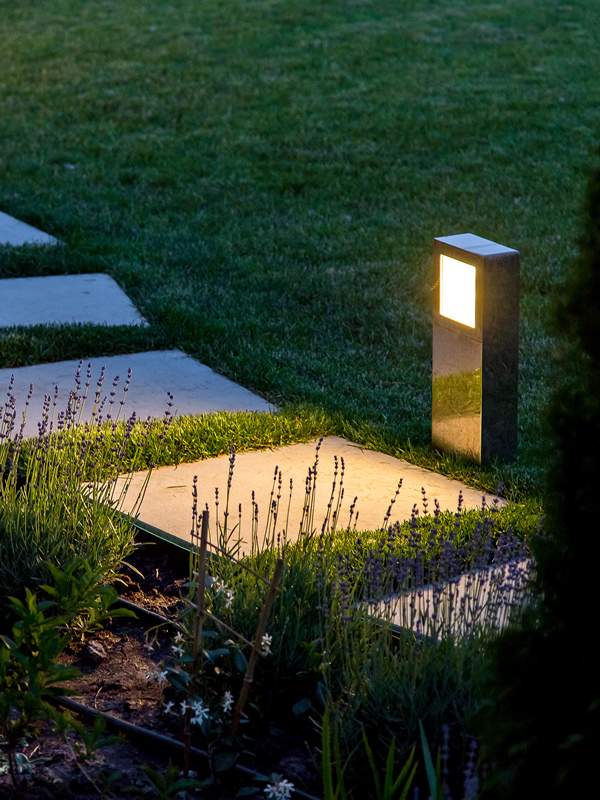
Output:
[372,558,533,640]
[0,210,59,246]
[0,274,147,328]
[0,349,272,438]
[114,436,507,553]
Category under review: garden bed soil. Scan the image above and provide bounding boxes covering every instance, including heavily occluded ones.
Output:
[0,537,322,799]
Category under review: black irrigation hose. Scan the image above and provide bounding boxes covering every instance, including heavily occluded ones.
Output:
[116,596,177,628]
[52,696,321,800]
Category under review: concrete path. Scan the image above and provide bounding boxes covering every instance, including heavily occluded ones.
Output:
[114,436,506,555]
[0,274,147,327]
[0,349,272,438]
[0,210,58,246]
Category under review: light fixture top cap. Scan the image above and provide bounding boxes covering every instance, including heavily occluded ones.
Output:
[435,233,519,257]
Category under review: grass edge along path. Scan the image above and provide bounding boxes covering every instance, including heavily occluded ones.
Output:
[23,402,542,505]
[0,318,546,503]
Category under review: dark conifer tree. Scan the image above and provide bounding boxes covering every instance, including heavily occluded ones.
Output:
[478,152,600,798]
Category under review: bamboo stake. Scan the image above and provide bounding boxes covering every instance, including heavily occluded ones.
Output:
[183,509,209,776]
[201,609,253,648]
[231,557,284,737]
[206,539,281,591]
[193,509,209,663]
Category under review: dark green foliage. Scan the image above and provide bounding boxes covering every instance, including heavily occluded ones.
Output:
[139,763,209,799]
[477,150,600,797]
[41,559,137,639]
[0,561,132,788]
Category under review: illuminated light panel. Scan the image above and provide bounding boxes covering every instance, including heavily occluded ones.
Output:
[440,255,476,328]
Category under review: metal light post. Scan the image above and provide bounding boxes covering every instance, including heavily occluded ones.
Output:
[432,233,520,464]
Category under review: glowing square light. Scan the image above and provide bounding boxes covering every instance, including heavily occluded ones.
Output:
[440,255,476,328]
[433,233,520,464]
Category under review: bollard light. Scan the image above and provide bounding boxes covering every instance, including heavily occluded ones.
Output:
[432,233,520,464]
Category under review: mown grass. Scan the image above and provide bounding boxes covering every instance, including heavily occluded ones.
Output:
[1,0,599,500]
[0,323,169,368]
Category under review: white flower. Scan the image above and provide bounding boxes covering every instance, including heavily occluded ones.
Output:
[190,700,210,725]
[180,700,189,715]
[222,691,234,712]
[144,666,168,684]
[264,778,295,799]
[164,701,174,714]
[224,589,234,608]
[174,631,184,644]
[260,633,272,655]
[171,643,185,657]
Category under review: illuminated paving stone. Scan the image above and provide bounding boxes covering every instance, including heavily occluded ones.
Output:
[113,436,507,553]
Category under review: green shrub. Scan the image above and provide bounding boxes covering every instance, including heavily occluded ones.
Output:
[477,149,600,798]
[0,560,132,790]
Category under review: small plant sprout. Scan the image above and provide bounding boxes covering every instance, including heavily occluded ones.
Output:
[264,776,295,800]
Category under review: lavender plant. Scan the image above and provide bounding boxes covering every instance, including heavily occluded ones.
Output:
[171,443,539,799]
[363,494,534,643]
[311,489,533,797]
[0,363,172,601]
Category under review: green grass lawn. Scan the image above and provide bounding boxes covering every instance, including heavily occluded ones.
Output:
[1,0,599,504]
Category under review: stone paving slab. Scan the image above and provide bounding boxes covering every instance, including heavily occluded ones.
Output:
[115,436,507,554]
[0,349,272,438]
[372,558,532,640]
[0,274,147,328]
[0,210,59,246]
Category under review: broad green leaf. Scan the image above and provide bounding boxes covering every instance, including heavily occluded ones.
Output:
[234,650,248,671]
[214,751,239,772]
[292,697,312,716]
